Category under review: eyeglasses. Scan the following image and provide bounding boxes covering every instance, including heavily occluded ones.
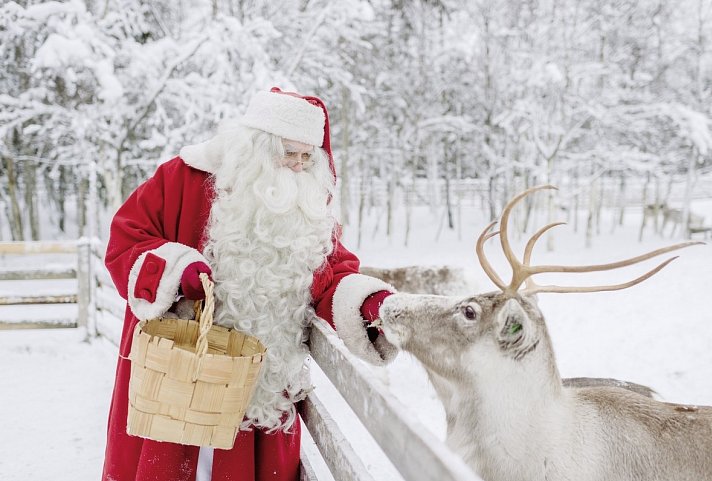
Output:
[282,151,315,170]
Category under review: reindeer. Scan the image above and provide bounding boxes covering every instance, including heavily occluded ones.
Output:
[378,185,711,481]
[660,204,707,238]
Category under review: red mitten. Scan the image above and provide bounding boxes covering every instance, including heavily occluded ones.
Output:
[360,290,393,342]
[180,262,212,300]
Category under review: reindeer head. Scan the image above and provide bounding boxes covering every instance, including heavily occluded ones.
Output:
[379,185,700,384]
[381,291,551,384]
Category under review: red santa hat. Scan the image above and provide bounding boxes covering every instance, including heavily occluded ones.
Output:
[240,87,327,147]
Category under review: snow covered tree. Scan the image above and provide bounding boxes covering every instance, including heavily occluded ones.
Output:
[1,0,710,242]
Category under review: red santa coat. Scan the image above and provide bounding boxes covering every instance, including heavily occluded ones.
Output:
[102,150,397,481]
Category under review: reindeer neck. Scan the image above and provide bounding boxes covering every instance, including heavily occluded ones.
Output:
[444,340,568,472]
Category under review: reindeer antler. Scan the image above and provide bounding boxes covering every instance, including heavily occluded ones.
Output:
[476,221,506,290]
[476,185,703,296]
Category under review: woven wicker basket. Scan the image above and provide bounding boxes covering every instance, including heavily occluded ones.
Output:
[127,274,266,449]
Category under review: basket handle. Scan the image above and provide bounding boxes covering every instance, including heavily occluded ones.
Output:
[192,273,215,381]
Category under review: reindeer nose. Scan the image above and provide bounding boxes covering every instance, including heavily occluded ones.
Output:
[378,294,402,321]
[379,297,395,319]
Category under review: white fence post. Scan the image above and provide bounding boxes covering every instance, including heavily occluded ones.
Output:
[88,238,98,337]
[77,238,97,338]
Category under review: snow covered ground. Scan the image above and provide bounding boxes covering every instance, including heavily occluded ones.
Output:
[0,328,116,480]
[1,201,711,481]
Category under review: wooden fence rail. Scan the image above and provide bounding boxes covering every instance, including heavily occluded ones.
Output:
[300,392,376,481]
[0,241,79,254]
[0,267,77,280]
[0,295,77,305]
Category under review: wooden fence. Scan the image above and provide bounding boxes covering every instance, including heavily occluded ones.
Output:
[0,240,483,481]
[0,240,90,330]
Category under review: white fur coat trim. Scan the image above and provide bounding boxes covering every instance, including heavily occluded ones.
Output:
[128,242,210,321]
[332,274,398,366]
[179,136,224,174]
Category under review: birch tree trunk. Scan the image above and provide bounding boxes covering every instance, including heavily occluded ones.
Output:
[0,186,8,240]
[88,161,99,239]
[77,174,88,237]
[24,158,39,240]
[595,181,603,236]
[340,87,350,227]
[444,144,453,230]
[654,176,663,234]
[680,148,697,240]
[617,174,626,228]
[455,137,462,241]
[58,165,67,233]
[573,165,580,233]
[426,142,440,215]
[357,156,366,249]
[2,154,24,241]
[638,172,651,242]
[386,159,395,240]
[585,178,599,248]
[545,189,556,251]
[404,177,413,247]
[487,175,497,222]
[102,168,116,215]
[404,139,419,247]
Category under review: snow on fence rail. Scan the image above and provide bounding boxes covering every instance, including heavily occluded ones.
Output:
[0,240,483,481]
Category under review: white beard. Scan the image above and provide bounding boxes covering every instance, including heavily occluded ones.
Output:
[202,127,335,432]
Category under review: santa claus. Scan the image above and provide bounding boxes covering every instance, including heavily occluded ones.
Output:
[102,88,397,481]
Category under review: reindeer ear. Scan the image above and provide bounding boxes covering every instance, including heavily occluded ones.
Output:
[495,298,539,360]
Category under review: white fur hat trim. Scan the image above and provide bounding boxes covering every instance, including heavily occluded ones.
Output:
[240,91,325,146]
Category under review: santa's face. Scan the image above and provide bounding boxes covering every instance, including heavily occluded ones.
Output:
[280,139,315,172]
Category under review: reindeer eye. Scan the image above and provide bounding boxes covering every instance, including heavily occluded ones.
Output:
[463,305,477,320]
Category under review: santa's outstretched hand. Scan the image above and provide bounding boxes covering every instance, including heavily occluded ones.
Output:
[360,290,391,342]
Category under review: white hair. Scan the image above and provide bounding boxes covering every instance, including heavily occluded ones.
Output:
[203,124,336,432]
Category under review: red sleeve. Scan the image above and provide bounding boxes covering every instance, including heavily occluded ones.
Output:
[313,237,399,366]
[104,166,169,299]
[312,238,360,326]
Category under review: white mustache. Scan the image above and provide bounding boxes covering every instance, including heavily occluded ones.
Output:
[253,168,298,214]
[252,168,328,219]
